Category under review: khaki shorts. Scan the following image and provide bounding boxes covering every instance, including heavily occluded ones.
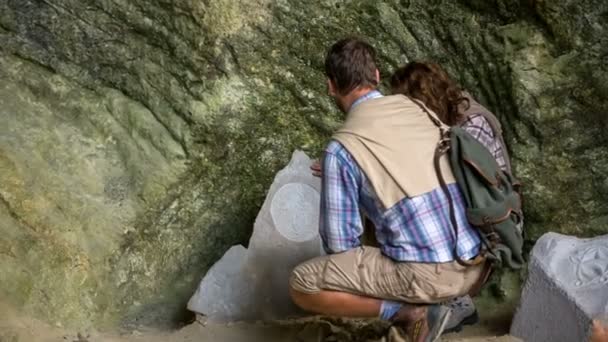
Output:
[290,246,484,303]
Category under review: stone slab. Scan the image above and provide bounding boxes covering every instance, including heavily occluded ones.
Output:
[510,232,608,342]
[188,150,323,322]
[186,245,257,322]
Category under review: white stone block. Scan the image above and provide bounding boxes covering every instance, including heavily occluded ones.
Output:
[188,150,323,322]
[510,232,608,342]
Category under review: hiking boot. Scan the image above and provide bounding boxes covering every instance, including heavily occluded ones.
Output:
[442,295,479,334]
[391,304,451,342]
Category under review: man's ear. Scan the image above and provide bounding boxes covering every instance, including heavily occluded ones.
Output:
[327,78,337,96]
[375,69,380,84]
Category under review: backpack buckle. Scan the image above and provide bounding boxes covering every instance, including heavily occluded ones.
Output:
[438,137,450,153]
[486,231,501,244]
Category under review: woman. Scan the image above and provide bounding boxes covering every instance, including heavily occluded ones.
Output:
[390,61,512,173]
[389,61,515,334]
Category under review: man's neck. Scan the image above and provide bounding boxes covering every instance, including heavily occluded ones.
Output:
[343,87,377,113]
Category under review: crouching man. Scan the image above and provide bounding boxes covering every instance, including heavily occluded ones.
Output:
[289,38,486,342]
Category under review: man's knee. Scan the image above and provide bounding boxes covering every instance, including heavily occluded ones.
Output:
[289,269,317,294]
[289,264,322,311]
[289,258,325,295]
[289,285,311,310]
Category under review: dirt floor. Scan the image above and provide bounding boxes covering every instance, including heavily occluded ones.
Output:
[1,318,519,342]
[0,300,521,342]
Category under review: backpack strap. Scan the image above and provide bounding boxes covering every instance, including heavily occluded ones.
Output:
[409,97,485,267]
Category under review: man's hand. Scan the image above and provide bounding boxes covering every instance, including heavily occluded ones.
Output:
[311,159,322,178]
[591,320,608,342]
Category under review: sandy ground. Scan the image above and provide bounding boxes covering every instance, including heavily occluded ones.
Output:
[1,301,520,342]
[1,319,519,342]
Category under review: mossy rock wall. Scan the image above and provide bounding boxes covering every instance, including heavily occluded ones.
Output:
[0,0,606,329]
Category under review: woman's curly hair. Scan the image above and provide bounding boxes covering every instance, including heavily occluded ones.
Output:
[390,62,469,126]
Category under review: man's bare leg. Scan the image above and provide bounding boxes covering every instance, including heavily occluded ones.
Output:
[289,287,424,319]
[290,288,453,342]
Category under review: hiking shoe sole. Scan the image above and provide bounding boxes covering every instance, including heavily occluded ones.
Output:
[426,305,452,342]
[443,310,479,334]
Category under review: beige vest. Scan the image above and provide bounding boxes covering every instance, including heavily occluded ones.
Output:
[333,94,456,209]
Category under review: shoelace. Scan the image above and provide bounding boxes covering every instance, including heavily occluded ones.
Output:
[444,299,471,309]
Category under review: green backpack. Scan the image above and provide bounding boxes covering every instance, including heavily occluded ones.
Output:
[413,99,525,270]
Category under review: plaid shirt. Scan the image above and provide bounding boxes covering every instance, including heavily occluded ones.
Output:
[461,114,507,171]
[320,93,481,263]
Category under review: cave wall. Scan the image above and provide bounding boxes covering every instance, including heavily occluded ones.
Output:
[0,0,606,329]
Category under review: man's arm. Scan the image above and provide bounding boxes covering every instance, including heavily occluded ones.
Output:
[319,143,364,254]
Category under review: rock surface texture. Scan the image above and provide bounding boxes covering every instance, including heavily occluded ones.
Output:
[187,151,322,322]
[510,232,608,342]
[0,0,607,330]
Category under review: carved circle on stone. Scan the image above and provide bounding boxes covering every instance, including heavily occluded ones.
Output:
[270,183,320,242]
[569,245,608,287]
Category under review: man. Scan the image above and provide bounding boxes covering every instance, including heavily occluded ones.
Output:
[289,38,485,342]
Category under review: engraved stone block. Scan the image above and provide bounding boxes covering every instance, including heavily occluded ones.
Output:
[187,150,323,322]
[511,232,608,342]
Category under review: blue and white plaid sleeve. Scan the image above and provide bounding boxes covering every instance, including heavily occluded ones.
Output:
[319,141,364,254]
